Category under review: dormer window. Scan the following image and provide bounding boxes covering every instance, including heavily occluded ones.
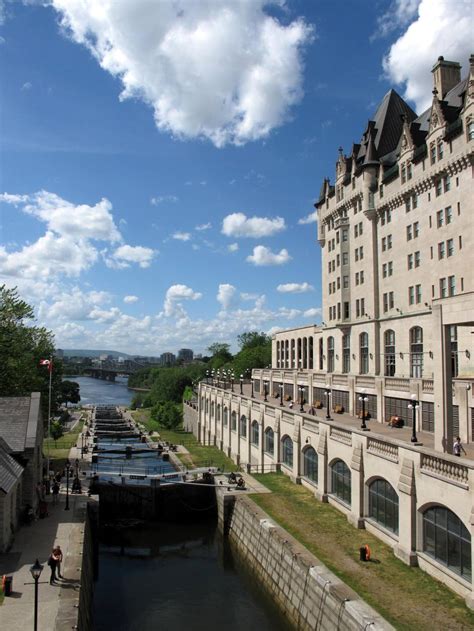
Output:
[430,142,436,165]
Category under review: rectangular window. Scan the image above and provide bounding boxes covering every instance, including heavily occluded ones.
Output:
[406,225,412,241]
[388,262,393,276]
[440,278,447,298]
[415,284,422,304]
[360,271,364,284]
[405,197,411,212]
[435,179,442,196]
[337,276,340,289]
[409,286,415,305]
[448,275,455,296]
[443,175,450,192]
[430,144,436,164]
[407,163,413,180]
[344,302,350,319]
[389,291,394,309]
[401,164,406,184]
[437,210,444,227]
[414,251,420,267]
[360,246,364,259]
[382,263,387,277]
[342,252,348,265]
[387,209,391,223]
[356,299,360,318]
[342,229,348,241]
[438,241,445,259]
[337,303,341,320]
[459,235,462,250]
[412,194,418,209]
[336,231,340,244]
[437,140,444,160]
[445,206,453,224]
[407,253,413,270]
[355,272,359,285]
[359,221,363,235]
[382,237,386,251]
[447,238,454,257]
[337,254,340,267]
[355,248,359,261]
[328,262,331,273]
[354,225,358,238]
[383,293,388,313]
[343,275,349,288]
[413,221,419,238]
[360,298,365,316]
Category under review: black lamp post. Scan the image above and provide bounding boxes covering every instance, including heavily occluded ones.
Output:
[30,559,43,631]
[279,382,284,406]
[299,385,305,412]
[206,370,209,383]
[65,459,71,511]
[240,374,244,395]
[325,385,332,420]
[408,394,419,443]
[263,380,268,402]
[231,372,235,392]
[359,389,369,431]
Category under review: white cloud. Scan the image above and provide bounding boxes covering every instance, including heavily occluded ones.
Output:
[172,231,191,242]
[21,81,32,91]
[277,282,314,294]
[303,307,322,318]
[277,307,300,319]
[246,245,291,266]
[372,0,420,39]
[195,222,211,231]
[124,295,139,304]
[108,244,156,269]
[222,212,286,238]
[163,284,202,317]
[50,0,312,147]
[383,0,473,112]
[228,243,239,253]
[298,210,318,225]
[151,195,178,205]
[217,283,238,310]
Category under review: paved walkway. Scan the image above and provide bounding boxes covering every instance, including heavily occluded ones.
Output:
[0,435,91,630]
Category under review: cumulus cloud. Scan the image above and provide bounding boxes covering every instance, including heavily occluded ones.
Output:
[228,243,239,253]
[151,195,178,205]
[50,0,312,147]
[21,81,32,91]
[298,210,318,225]
[107,245,156,269]
[217,283,238,310]
[372,0,420,39]
[246,245,291,266]
[277,282,314,294]
[222,212,286,238]
[303,307,322,318]
[195,222,212,231]
[382,0,473,112]
[172,231,191,241]
[124,295,139,304]
[163,284,202,317]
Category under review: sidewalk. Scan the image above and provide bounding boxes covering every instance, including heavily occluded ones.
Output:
[0,441,91,630]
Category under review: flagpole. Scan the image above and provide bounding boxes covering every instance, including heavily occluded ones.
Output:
[47,355,52,479]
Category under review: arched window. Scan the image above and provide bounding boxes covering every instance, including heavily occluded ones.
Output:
[297,338,302,370]
[342,334,350,373]
[276,341,280,368]
[423,506,471,580]
[360,332,369,375]
[384,330,396,376]
[231,411,237,431]
[281,436,293,467]
[251,421,259,446]
[264,427,274,454]
[211,401,215,418]
[303,337,308,369]
[240,415,247,437]
[368,479,399,534]
[217,404,221,421]
[285,340,289,368]
[327,336,334,373]
[331,460,351,505]
[223,407,228,426]
[309,336,314,369]
[303,447,318,483]
[410,327,423,377]
[291,339,296,368]
[319,337,324,370]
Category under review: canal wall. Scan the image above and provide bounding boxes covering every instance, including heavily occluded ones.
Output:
[183,400,199,437]
[218,492,393,631]
[54,496,99,631]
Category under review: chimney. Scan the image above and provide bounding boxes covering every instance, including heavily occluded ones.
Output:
[432,56,461,99]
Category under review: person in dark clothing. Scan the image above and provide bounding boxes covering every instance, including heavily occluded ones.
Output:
[48,549,59,584]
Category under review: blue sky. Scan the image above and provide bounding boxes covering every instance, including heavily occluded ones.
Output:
[0,0,471,355]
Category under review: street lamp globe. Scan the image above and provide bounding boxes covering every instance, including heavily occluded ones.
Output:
[30,558,43,580]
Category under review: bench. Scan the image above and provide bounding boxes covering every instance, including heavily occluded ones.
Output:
[314,400,323,409]
[334,404,344,414]
[387,415,403,428]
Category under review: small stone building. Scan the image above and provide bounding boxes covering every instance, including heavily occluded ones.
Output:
[0,440,24,552]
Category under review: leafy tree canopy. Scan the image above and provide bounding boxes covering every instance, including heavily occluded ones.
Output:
[150,401,182,429]
[0,285,63,419]
[59,380,81,407]
[237,331,271,350]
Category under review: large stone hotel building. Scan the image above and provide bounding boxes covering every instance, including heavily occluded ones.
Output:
[191,56,474,603]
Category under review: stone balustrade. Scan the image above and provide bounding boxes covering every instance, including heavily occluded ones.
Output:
[329,426,352,445]
[420,453,470,487]
[367,437,399,463]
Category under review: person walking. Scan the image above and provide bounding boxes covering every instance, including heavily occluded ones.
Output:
[453,436,467,457]
[54,545,64,578]
[52,480,60,505]
[48,548,59,584]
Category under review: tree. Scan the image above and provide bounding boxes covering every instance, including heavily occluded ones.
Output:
[50,420,64,446]
[237,331,271,350]
[207,342,233,369]
[0,285,63,419]
[150,401,182,429]
[60,380,81,407]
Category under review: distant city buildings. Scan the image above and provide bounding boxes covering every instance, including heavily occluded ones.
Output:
[160,352,176,367]
[178,348,194,363]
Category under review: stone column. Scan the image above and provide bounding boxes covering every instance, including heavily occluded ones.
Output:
[375,377,384,424]
[454,382,469,444]
[292,418,301,482]
[316,429,328,502]
[274,412,281,466]
[394,457,418,566]
[348,441,364,528]
[433,304,453,453]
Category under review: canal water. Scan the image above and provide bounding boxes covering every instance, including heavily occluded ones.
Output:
[68,375,134,406]
[93,521,291,631]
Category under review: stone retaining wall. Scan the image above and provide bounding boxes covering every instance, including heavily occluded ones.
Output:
[219,492,393,631]
[183,401,199,437]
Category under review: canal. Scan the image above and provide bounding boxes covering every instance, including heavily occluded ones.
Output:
[84,381,290,629]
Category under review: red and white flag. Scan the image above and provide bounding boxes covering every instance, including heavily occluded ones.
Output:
[39,359,53,372]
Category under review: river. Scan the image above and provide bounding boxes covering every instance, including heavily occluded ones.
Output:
[67,376,134,406]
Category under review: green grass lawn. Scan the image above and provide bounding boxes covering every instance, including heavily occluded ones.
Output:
[43,418,84,472]
[131,409,237,471]
[250,473,474,630]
